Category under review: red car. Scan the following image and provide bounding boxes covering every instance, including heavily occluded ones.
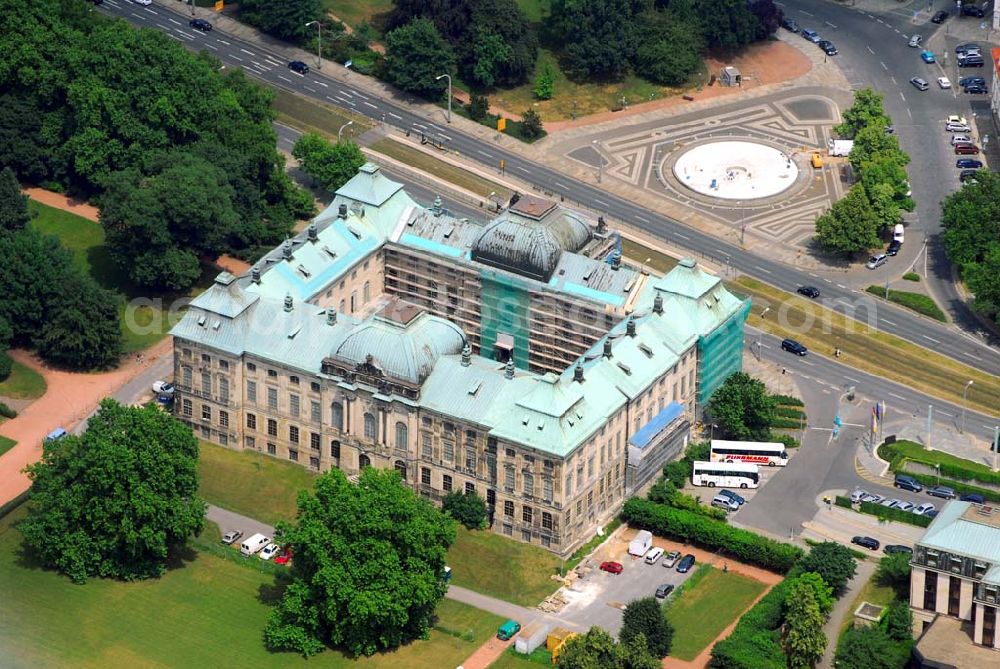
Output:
[600,561,623,574]
[274,548,293,565]
[955,143,980,155]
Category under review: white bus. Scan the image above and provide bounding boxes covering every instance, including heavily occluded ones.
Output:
[710,440,788,467]
[692,461,760,489]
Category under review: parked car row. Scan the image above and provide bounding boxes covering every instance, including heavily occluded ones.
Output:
[223,529,292,564]
[782,19,838,55]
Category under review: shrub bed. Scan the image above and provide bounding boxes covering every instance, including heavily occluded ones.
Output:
[903,272,920,282]
[0,402,17,419]
[774,406,806,419]
[858,500,932,527]
[865,286,947,322]
[772,434,801,449]
[622,498,803,573]
[835,495,853,509]
[770,417,804,429]
[771,395,804,407]
[0,351,11,382]
[880,440,1000,488]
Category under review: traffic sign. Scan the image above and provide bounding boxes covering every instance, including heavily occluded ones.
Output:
[497,117,506,132]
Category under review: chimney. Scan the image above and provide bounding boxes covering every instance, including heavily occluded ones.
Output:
[251,266,261,284]
[460,343,472,367]
[338,203,348,219]
[611,251,621,270]
[603,339,612,359]
[326,309,337,326]
[626,316,636,337]
[307,222,318,242]
[573,362,585,383]
[653,293,663,315]
[504,357,515,379]
[282,239,293,260]
[433,195,443,217]
[284,292,293,312]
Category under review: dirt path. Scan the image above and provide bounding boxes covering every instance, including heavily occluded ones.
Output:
[456,636,515,669]
[23,187,100,222]
[0,342,173,504]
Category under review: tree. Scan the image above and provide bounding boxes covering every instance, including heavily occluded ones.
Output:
[849,124,909,172]
[238,0,323,41]
[291,133,366,193]
[942,171,1000,325]
[860,155,914,212]
[965,244,1000,325]
[696,0,760,51]
[467,94,491,123]
[36,273,123,370]
[634,11,704,86]
[384,18,457,100]
[19,400,205,584]
[782,575,828,668]
[620,597,674,658]
[548,0,640,81]
[875,552,912,596]
[883,598,912,642]
[798,542,858,595]
[706,372,775,441]
[815,184,883,255]
[0,166,31,232]
[749,0,783,40]
[520,109,545,140]
[835,626,901,669]
[557,626,659,669]
[835,88,889,139]
[534,62,556,100]
[791,572,834,616]
[442,490,487,529]
[264,467,456,657]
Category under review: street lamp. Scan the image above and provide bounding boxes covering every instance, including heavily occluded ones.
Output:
[961,380,974,434]
[337,121,353,141]
[188,0,195,16]
[436,74,452,123]
[305,21,322,70]
[757,307,770,359]
[710,423,718,441]
[593,140,602,183]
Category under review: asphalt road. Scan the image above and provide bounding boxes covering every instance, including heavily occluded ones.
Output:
[96,0,1000,378]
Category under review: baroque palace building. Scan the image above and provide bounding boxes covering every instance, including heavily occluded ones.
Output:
[171,164,749,555]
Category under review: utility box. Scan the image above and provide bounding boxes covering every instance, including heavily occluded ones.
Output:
[828,139,854,157]
[514,621,550,654]
[547,627,574,651]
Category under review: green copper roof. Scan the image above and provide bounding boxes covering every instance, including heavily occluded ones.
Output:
[332,162,404,207]
[919,501,1000,564]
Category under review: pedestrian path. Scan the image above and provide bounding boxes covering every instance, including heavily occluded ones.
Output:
[818,557,877,668]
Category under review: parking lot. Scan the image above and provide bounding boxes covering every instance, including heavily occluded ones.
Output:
[679,458,788,510]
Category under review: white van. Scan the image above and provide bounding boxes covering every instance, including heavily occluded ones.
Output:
[645,547,665,565]
[240,533,270,556]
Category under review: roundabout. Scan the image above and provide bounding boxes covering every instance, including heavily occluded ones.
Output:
[672,140,799,200]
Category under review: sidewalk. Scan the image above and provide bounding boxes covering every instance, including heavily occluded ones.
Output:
[818,556,877,668]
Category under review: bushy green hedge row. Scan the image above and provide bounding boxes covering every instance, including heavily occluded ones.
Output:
[865,286,947,322]
[0,350,11,382]
[0,402,17,419]
[622,498,803,574]
[772,434,801,449]
[902,472,1000,503]
[770,417,804,429]
[858,500,932,527]
[771,394,804,407]
[710,569,798,669]
[881,441,1000,488]
[774,406,806,419]
[835,495,853,509]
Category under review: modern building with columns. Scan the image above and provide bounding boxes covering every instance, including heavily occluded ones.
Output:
[910,501,1000,659]
[169,164,749,556]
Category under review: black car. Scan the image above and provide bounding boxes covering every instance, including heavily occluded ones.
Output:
[719,489,746,506]
[959,75,985,87]
[676,554,696,573]
[852,536,881,551]
[894,474,923,493]
[797,286,821,299]
[782,18,799,33]
[960,493,986,504]
[960,169,980,183]
[288,60,310,74]
[818,40,838,56]
[966,84,989,94]
[189,18,213,32]
[655,583,675,599]
[883,544,913,555]
[963,5,985,17]
[932,10,949,23]
[887,239,902,256]
[781,338,808,356]
[956,158,983,169]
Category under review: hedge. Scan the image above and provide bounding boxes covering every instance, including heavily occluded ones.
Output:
[864,286,947,322]
[770,417,804,429]
[622,498,803,573]
[772,434,800,449]
[901,472,1000,503]
[771,395,804,407]
[0,402,16,419]
[710,570,798,669]
[902,272,920,282]
[880,441,1000,489]
[774,406,806,419]
[858,500,932,527]
[835,495,853,509]
[0,350,11,382]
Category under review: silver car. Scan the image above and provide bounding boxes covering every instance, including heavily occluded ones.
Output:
[661,550,681,568]
[867,254,889,269]
[850,489,870,503]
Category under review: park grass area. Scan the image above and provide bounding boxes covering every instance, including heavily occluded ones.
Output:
[665,566,768,661]
[489,645,553,668]
[322,0,394,29]
[0,505,502,669]
[865,286,947,322]
[28,200,211,353]
[369,138,513,200]
[621,237,678,275]
[838,574,895,638]
[0,361,46,400]
[447,525,561,607]
[0,435,16,457]
[732,276,1000,417]
[196,440,317,526]
[272,88,372,143]
[878,439,998,480]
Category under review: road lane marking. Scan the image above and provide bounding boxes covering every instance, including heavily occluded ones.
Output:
[889,392,907,401]
[825,21,837,28]
[923,335,941,344]
[801,10,814,16]
[594,198,609,207]
[231,55,244,62]
[167,33,182,41]
[143,7,156,14]
[252,61,267,70]
[808,272,818,277]
[836,283,847,289]
[554,181,569,189]
[389,112,402,120]
[882,319,897,326]
[937,410,954,417]
[515,166,530,173]
[278,74,293,83]
[881,61,888,70]
[801,360,815,367]
[304,85,316,93]
[167,17,181,26]
[156,23,171,31]
[899,91,906,101]
[315,81,328,87]
[876,18,885,24]
[868,46,875,54]
[845,377,860,384]
[363,101,377,109]
[476,149,492,158]
[963,351,981,361]
[754,265,772,275]
[675,232,690,240]
[217,39,231,45]
[635,215,650,223]
[241,48,256,56]
[204,43,218,50]
[353,90,370,100]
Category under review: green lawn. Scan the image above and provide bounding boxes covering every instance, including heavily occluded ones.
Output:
[272,88,371,143]
[865,286,947,322]
[489,645,553,668]
[0,505,503,668]
[621,237,678,276]
[369,138,513,201]
[197,440,318,526]
[880,440,997,480]
[0,435,16,457]
[447,526,561,607]
[0,360,47,399]
[666,566,769,661]
[838,574,895,639]
[322,0,394,29]
[28,200,213,353]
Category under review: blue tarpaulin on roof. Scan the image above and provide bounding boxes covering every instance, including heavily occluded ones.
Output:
[629,402,684,450]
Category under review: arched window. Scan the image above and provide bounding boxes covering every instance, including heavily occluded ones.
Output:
[394,421,408,450]
[182,366,193,387]
[339,299,346,313]
[359,453,371,470]
[350,291,357,313]
[331,402,344,430]
[364,412,377,441]
[394,460,407,480]
[363,281,371,303]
